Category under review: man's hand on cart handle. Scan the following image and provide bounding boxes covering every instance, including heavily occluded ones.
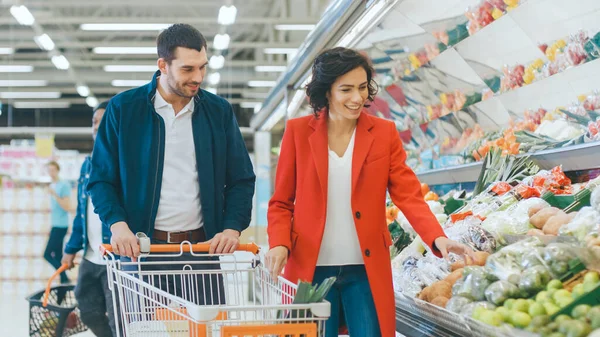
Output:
[61,253,76,269]
[110,221,140,258]
[265,246,289,280]
[206,229,240,254]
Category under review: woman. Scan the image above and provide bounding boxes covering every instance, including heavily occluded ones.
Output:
[265,47,474,337]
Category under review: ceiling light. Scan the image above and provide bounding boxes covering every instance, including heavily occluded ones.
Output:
[81,23,171,31]
[213,34,230,50]
[0,65,34,73]
[13,101,70,109]
[207,73,221,85]
[255,65,287,72]
[206,87,217,95]
[248,80,276,88]
[76,85,90,97]
[93,47,157,55]
[111,80,148,87]
[264,48,298,54]
[241,91,269,99]
[103,65,157,72]
[51,55,70,70]
[274,24,316,31]
[34,34,55,51]
[10,5,35,26]
[0,92,61,99]
[86,96,99,108]
[218,5,237,25]
[209,55,225,70]
[0,48,14,55]
[0,80,47,86]
[240,102,262,109]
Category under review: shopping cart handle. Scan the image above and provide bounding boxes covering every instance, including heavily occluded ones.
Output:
[101,242,260,255]
[42,263,70,307]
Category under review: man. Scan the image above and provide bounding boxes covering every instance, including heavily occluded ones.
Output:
[62,101,116,337]
[87,24,255,302]
[45,160,71,284]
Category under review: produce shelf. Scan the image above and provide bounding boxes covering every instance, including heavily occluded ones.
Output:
[416,141,600,185]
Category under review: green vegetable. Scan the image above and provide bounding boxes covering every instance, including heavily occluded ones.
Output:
[484,280,519,305]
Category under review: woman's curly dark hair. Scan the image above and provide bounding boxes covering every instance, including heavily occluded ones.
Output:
[305,47,378,117]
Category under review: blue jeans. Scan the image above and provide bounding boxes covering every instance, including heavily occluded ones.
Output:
[313,265,381,337]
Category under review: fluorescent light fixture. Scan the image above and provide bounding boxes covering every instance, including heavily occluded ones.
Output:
[103,65,157,72]
[13,101,70,109]
[10,5,35,26]
[241,91,269,99]
[34,34,55,51]
[213,34,230,50]
[205,87,217,95]
[51,55,70,70]
[255,65,287,72]
[218,5,237,25]
[0,92,61,99]
[0,65,34,73]
[81,23,171,31]
[111,80,148,87]
[0,48,14,55]
[76,85,90,97]
[264,48,298,54]
[93,47,157,54]
[207,72,221,85]
[240,102,261,109]
[274,24,316,31]
[248,80,276,88]
[86,96,99,108]
[0,80,48,86]
[209,55,225,70]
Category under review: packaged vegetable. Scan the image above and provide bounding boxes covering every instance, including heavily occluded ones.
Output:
[460,301,497,317]
[518,265,552,296]
[453,266,492,301]
[446,296,473,313]
[558,207,600,241]
[484,280,520,305]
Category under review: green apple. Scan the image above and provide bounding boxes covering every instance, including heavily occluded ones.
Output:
[529,302,547,317]
[504,298,516,310]
[553,289,572,301]
[496,307,511,321]
[584,271,600,284]
[479,310,504,327]
[556,296,574,308]
[555,314,572,324]
[537,290,551,303]
[572,304,592,320]
[530,315,551,328]
[472,306,487,320]
[513,299,531,313]
[572,284,586,299]
[544,302,561,316]
[509,311,532,328]
[584,280,599,293]
[547,279,564,290]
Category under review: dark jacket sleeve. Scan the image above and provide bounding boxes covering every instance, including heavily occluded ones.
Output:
[222,101,256,233]
[86,100,128,229]
[64,162,87,254]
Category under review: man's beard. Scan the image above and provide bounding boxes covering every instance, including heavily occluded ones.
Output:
[167,75,199,98]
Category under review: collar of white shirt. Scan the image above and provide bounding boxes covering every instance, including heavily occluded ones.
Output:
[155,88,195,116]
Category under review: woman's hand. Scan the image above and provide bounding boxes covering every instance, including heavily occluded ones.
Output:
[265,246,289,280]
[434,236,477,261]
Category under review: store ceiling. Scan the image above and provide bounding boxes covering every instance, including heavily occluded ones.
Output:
[0,0,327,151]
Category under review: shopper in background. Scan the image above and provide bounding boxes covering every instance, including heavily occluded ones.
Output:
[45,161,71,284]
[61,101,116,337]
[266,47,475,337]
[87,23,255,302]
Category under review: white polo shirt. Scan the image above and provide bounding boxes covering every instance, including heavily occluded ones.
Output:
[316,129,364,266]
[153,90,204,232]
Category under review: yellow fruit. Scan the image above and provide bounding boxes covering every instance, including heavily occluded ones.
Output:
[556,39,567,49]
[532,58,544,69]
[492,8,504,19]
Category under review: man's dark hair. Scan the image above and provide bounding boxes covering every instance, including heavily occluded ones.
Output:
[306,47,378,117]
[94,100,109,112]
[157,24,207,63]
[47,161,60,171]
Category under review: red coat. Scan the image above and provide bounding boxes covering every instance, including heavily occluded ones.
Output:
[268,111,446,337]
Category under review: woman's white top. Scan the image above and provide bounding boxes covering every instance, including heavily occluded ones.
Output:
[316,129,364,266]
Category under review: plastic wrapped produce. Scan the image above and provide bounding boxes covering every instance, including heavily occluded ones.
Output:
[484,280,520,305]
[558,207,600,242]
[453,266,492,301]
[460,301,497,317]
[446,296,473,314]
[518,265,552,296]
[542,242,577,276]
[445,217,497,253]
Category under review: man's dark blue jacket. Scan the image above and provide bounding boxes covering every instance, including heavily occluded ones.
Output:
[87,71,256,239]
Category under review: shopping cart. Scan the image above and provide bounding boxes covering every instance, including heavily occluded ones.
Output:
[27,264,87,337]
[102,239,331,337]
